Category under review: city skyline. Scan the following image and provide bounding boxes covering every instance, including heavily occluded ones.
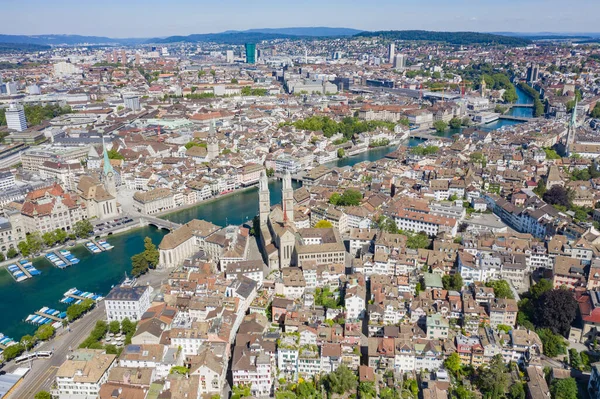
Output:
[2,0,600,38]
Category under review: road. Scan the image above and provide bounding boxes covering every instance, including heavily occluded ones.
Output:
[5,268,169,398]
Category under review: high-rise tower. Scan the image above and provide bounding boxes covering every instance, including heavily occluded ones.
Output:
[282,170,294,224]
[259,171,270,227]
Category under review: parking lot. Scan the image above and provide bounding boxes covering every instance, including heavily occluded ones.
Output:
[93,216,135,235]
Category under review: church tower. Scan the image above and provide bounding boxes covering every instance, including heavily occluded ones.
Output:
[282,170,294,224]
[565,100,577,156]
[207,121,219,161]
[480,77,487,97]
[259,171,270,227]
[102,137,117,197]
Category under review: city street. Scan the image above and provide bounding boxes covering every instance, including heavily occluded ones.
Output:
[4,268,169,398]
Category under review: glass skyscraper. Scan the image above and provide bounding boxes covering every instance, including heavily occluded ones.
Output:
[245,43,256,64]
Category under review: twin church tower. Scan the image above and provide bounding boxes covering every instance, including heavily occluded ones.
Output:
[258,170,296,270]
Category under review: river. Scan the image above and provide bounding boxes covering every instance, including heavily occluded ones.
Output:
[0,226,167,339]
[0,86,535,340]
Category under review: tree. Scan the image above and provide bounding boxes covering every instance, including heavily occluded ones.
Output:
[533,180,547,197]
[131,237,159,277]
[550,378,578,399]
[534,289,577,336]
[358,382,376,399]
[143,237,159,267]
[322,365,357,395]
[433,120,448,132]
[266,168,275,177]
[54,228,68,244]
[406,231,430,249]
[26,232,43,254]
[476,354,509,398]
[17,241,31,256]
[121,318,136,335]
[35,392,52,399]
[35,324,55,341]
[329,189,362,206]
[20,334,36,350]
[231,78,238,84]
[42,232,57,247]
[485,280,514,299]
[74,219,94,238]
[1,343,24,360]
[107,149,124,160]
[529,278,553,300]
[6,247,17,258]
[449,117,462,129]
[0,252,4,262]
[537,328,567,358]
[337,148,345,158]
[109,321,121,334]
[403,379,418,398]
[508,383,526,399]
[543,186,571,208]
[131,253,148,277]
[442,274,463,291]
[66,298,94,321]
[591,104,600,118]
[314,220,333,228]
[444,352,461,376]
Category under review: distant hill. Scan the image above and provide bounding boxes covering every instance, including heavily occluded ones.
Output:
[242,27,362,36]
[492,31,600,38]
[354,30,532,46]
[152,31,301,44]
[152,27,362,44]
[0,34,146,46]
[0,42,51,53]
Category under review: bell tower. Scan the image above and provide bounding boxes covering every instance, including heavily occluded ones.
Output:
[259,171,270,227]
[282,170,294,224]
[102,137,117,197]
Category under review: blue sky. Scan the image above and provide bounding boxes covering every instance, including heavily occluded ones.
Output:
[2,0,599,37]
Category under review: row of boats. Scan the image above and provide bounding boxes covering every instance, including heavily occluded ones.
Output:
[60,288,104,305]
[4,239,114,282]
[0,333,17,354]
[7,259,40,282]
[45,249,80,269]
[25,307,66,327]
[84,239,114,254]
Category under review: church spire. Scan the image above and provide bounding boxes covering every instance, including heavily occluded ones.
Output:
[566,100,578,156]
[102,136,114,176]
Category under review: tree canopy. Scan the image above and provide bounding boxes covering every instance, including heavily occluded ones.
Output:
[329,189,363,206]
[550,377,578,399]
[534,289,577,336]
[485,280,514,299]
[283,116,396,140]
[131,237,159,277]
[314,220,333,228]
[322,365,357,394]
[543,186,572,208]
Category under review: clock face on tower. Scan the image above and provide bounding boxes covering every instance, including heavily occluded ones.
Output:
[107,172,113,178]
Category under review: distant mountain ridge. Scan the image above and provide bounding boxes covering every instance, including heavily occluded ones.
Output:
[354,30,532,46]
[0,34,146,46]
[4,28,597,47]
[234,27,362,36]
